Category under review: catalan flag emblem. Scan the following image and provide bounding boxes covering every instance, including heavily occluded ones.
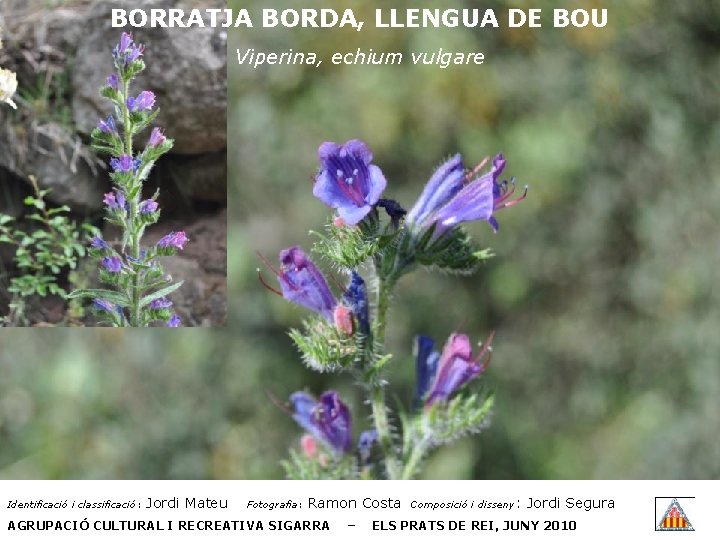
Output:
[656,498,694,531]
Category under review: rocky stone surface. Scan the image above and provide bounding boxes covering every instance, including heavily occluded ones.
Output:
[1,0,226,211]
[155,150,227,205]
[0,118,104,212]
[141,209,227,327]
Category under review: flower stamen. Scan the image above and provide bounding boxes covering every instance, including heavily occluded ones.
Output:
[465,156,490,182]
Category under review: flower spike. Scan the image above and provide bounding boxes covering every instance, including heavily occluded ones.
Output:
[78,33,184,327]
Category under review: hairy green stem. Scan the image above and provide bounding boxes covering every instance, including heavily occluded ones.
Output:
[123,79,132,157]
[369,274,401,479]
[122,77,142,326]
[370,385,399,479]
[401,435,430,479]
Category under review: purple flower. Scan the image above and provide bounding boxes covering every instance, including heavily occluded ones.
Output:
[312,139,387,225]
[90,236,109,250]
[103,192,118,209]
[139,199,159,214]
[103,190,126,211]
[110,155,136,173]
[289,391,352,456]
[259,246,337,321]
[117,32,132,54]
[97,116,117,134]
[166,314,181,327]
[102,256,123,273]
[106,73,119,91]
[157,231,188,250]
[148,127,166,147]
[149,297,173,310]
[113,32,144,66]
[342,271,370,335]
[92,298,115,312]
[126,46,143,63]
[422,332,494,407]
[358,429,378,463]
[417,154,527,237]
[406,154,465,229]
[126,91,155,112]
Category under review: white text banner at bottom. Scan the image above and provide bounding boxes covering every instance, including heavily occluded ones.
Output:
[1,480,716,539]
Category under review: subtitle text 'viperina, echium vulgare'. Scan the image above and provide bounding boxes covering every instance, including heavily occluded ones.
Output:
[259,139,527,479]
[69,33,187,327]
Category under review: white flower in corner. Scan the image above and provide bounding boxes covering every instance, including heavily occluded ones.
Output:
[0,67,18,109]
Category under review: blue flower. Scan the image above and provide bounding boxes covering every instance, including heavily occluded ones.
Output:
[414,335,441,406]
[406,154,465,230]
[149,297,173,310]
[113,32,144,66]
[92,298,115,312]
[97,115,117,134]
[157,231,188,250]
[313,139,387,225]
[90,236,110,250]
[409,154,526,239]
[342,271,370,335]
[103,190,127,212]
[106,73,119,91]
[166,314,181,327]
[110,155,140,174]
[358,429,378,463]
[261,246,337,321]
[102,256,123,273]
[419,332,494,407]
[435,154,526,235]
[139,199,159,214]
[126,91,155,112]
[148,127,166,147]
[289,391,352,456]
[117,32,132,54]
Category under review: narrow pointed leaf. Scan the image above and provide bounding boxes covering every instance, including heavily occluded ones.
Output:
[139,280,184,307]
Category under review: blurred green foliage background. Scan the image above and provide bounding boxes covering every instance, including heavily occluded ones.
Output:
[2,0,719,479]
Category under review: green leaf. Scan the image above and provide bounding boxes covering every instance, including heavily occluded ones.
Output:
[67,288,130,307]
[24,196,45,210]
[365,353,393,385]
[47,206,71,216]
[139,280,184,307]
[419,391,495,448]
[288,316,362,373]
[282,449,357,480]
[414,227,494,275]
[131,108,159,134]
[311,217,380,270]
[91,143,121,156]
